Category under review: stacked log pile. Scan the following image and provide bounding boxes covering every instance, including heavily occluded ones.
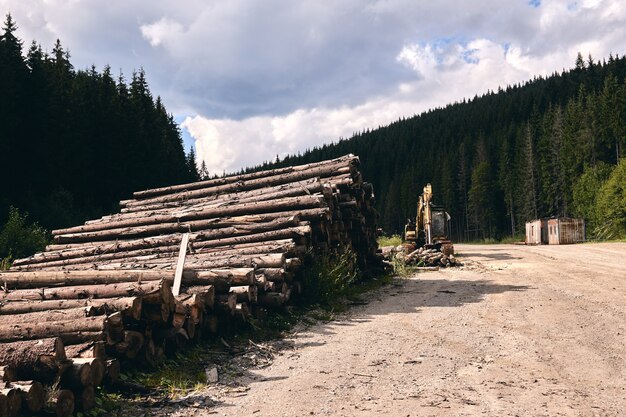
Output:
[0,155,381,416]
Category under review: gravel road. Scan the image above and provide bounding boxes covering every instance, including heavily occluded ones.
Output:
[168,243,626,416]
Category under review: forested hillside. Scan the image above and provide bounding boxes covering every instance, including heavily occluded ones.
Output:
[0,15,198,250]
[253,53,626,241]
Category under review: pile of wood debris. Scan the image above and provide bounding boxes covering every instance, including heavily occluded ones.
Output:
[381,245,461,269]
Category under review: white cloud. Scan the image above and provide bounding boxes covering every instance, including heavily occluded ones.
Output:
[140,18,184,47]
[1,0,625,173]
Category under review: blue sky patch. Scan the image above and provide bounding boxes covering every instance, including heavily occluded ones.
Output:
[175,116,195,153]
[529,0,541,7]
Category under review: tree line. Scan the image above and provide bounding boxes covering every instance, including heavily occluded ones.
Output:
[250,53,626,241]
[0,14,200,241]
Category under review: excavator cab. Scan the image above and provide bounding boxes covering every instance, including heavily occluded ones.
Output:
[404,183,454,255]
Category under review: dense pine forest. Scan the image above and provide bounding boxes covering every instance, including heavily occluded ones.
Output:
[0,15,199,260]
[253,54,626,241]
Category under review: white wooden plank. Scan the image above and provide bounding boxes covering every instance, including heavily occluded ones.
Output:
[172,233,190,296]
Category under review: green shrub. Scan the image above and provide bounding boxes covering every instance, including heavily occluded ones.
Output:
[391,254,409,277]
[595,159,626,240]
[377,234,403,247]
[572,162,614,237]
[500,235,524,244]
[0,207,48,267]
[300,249,358,306]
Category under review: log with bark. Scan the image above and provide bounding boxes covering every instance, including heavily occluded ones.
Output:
[0,297,142,320]
[229,285,258,303]
[44,389,74,417]
[15,237,299,267]
[52,195,326,238]
[129,155,357,199]
[39,222,316,259]
[119,159,354,208]
[70,358,105,386]
[61,360,93,388]
[0,367,15,383]
[8,380,44,413]
[52,213,303,244]
[0,269,174,288]
[0,387,20,417]
[64,341,106,361]
[0,279,168,304]
[0,338,65,382]
[0,316,117,344]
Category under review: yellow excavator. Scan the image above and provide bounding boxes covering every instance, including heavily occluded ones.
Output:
[404,183,454,255]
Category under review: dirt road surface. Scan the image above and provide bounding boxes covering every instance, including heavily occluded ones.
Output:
[179,243,626,416]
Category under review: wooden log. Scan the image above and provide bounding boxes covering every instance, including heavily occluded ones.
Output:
[122,176,336,215]
[0,317,113,343]
[0,269,173,288]
[285,257,302,271]
[53,195,325,237]
[77,386,95,411]
[53,214,302,244]
[258,268,287,282]
[258,292,287,309]
[104,359,120,383]
[0,392,7,417]
[14,237,297,268]
[10,307,94,325]
[215,294,237,315]
[0,297,142,320]
[0,280,166,303]
[121,331,144,360]
[0,388,20,417]
[8,381,44,413]
[157,328,189,355]
[64,342,106,361]
[94,184,323,221]
[99,252,286,271]
[71,358,104,386]
[0,338,65,381]
[0,367,15,383]
[57,332,105,345]
[229,286,258,303]
[141,302,170,323]
[183,285,215,309]
[130,155,356,199]
[204,314,218,334]
[177,294,204,322]
[44,389,74,417]
[234,303,250,320]
[120,159,353,208]
[40,240,295,270]
[185,317,196,340]
[41,215,320,255]
[61,360,93,388]
[254,273,267,290]
[171,299,187,330]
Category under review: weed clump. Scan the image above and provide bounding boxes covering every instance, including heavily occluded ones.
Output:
[300,249,359,307]
[377,234,403,247]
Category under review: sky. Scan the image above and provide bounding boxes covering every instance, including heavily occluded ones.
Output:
[2,0,625,174]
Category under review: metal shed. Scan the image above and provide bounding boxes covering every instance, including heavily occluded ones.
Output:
[525,219,548,245]
[547,218,585,244]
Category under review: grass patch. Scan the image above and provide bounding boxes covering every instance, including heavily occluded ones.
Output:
[0,257,11,271]
[300,249,359,307]
[377,234,403,247]
[129,346,216,396]
[500,235,524,244]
